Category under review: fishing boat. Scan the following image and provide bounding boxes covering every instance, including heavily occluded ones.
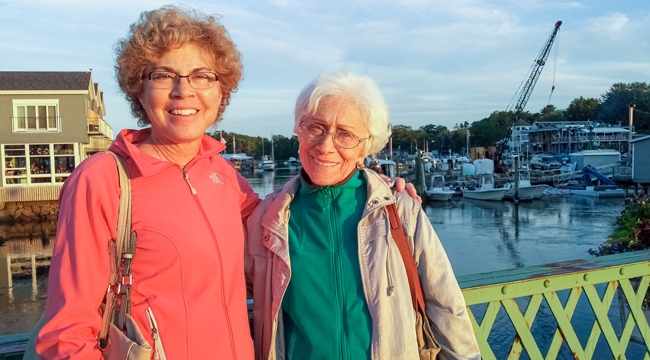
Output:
[426,174,455,201]
[259,155,275,171]
[462,175,506,201]
[504,170,549,201]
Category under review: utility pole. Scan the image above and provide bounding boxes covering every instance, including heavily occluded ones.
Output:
[629,105,635,165]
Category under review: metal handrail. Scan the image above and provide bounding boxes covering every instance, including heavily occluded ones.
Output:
[458,250,650,359]
[2,252,649,359]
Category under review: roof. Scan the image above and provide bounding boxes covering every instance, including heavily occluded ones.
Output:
[579,127,629,133]
[631,135,650,143]
[514,119,531,127]
[0,71,92,91]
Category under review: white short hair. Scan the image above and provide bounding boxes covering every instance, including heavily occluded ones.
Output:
[293,69,391,155]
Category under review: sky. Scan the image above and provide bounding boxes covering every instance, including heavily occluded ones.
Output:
[1,0,648,138]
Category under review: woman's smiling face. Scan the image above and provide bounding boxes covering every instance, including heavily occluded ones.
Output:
[298,96,369,186]
[138,43,222,145]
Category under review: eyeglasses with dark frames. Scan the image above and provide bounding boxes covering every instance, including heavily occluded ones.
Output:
[299,122,369,149]
[145,71,219,90]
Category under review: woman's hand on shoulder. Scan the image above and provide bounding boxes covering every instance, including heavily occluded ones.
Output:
[378,174,421,204]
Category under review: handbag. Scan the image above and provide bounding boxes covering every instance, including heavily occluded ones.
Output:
[23,151,154,360]
[386,203,441,360]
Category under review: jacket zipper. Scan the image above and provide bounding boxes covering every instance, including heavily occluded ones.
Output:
[269,226,290,360]
[357,204,386,360]
[145,307,167,360]
[327,187,349,360]
[182,167,198,194]
[184,164,237,359]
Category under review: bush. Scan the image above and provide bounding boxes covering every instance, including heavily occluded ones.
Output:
[588,195,650,256]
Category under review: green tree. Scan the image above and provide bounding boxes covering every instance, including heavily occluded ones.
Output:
[565,96,600,122]
[271,134,299,161]
[468,111,514,147]
[390,125,432,154]
[538,104,565,122]
[598,82,650,133]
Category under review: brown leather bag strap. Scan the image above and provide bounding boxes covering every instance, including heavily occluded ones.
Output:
[98,151,132,349]
[387,203,427,313]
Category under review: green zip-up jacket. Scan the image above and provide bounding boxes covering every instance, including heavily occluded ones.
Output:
[282,170,372,360]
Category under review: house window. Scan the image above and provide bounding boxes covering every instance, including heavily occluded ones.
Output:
[12,100,60,132]
[2,144,77,185]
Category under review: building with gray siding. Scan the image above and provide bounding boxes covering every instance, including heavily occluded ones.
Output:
[631,135,650,184]
[0,72,113,201]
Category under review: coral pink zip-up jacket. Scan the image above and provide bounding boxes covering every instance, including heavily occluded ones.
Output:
[36,129,260,359]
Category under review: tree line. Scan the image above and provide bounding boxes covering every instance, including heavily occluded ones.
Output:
[212,81,650,158]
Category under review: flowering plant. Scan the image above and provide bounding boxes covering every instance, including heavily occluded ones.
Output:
[588,195,650,256]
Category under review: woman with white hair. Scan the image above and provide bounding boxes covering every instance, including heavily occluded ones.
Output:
[245,69,479,359]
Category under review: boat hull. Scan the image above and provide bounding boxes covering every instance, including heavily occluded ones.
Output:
[505,185,548,200]
[426,189,455,201]
[462,188,507,201]
[571,187,624,198]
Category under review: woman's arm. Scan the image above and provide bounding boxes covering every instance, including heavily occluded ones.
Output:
[407,199,480,359]
[35,155,120,359]
[235,170,262,222]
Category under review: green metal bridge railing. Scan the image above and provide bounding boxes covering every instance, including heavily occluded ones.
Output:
[458,250,650,359]
[2,250,650,359]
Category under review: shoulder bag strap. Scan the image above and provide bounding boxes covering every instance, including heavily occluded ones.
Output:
[387,203,427,313]
[98,151,133,349]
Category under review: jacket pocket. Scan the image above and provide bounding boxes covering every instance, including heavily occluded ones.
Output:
[360,218,388,244]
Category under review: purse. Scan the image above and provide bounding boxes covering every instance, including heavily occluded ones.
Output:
[23,151,154,360]
[386,203,441,360]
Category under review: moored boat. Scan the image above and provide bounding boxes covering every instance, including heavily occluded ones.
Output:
[504,170,549,201]
[426,174,455,201]
[462,175,506,201]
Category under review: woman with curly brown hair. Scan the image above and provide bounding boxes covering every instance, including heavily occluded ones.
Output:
[35,5,260,359]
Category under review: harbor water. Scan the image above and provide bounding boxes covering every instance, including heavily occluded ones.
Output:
[0,167,635,357]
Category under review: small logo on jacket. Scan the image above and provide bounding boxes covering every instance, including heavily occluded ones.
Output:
[210,172,223,184]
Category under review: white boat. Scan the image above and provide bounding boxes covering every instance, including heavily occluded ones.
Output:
[259,155,275,171]
[570,186,624,198]
[426,175,455,201]
[284,157,301,168]
[505,171,549,200]
[462,175,507,201]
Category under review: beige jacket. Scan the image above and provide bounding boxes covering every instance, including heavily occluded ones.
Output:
[245,170,480,360]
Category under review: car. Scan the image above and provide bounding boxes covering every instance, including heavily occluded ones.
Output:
[530,155,561,170]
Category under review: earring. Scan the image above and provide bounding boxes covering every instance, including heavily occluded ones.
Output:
[356,162,364,170]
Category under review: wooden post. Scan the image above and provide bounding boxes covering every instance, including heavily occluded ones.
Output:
[31,255,37,293]
[0,255,11,294]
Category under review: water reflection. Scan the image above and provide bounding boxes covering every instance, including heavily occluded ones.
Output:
[425,195,624,276]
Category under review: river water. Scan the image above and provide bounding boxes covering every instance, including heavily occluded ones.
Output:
[1,168,640,358]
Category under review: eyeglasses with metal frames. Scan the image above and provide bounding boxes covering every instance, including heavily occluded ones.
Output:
[299,122,369,149]
[146,71,219,90]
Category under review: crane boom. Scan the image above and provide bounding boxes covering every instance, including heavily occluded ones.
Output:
[497,21,562,161]
[508,21,562,116]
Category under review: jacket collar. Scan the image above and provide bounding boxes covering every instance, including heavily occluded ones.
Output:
[108,128,226,178]
[260,168,396,254]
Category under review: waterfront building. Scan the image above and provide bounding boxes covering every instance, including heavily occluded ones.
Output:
[0,72,113,203]
[507,118,531,154]
[631,135,650,184]
[527,121,634,154]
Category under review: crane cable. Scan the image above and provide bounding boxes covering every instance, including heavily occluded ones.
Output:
[547,28,560,105]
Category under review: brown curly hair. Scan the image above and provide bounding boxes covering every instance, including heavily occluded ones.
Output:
[115,5,243,126]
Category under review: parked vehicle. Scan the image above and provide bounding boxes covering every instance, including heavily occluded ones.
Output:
[530,155,561,170]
